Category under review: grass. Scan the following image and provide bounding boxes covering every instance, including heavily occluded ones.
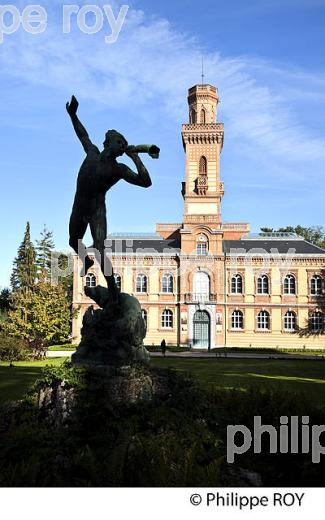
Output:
[152,357,325,406]
[48,345,76,351]
[1,356,325,406]
[0,358,68,405]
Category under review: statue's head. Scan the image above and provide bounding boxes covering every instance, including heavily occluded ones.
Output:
[103,130,128,157]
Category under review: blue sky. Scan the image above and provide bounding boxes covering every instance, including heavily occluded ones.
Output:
[1,0,325,287]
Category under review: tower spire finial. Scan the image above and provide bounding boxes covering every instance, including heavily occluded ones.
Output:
[201,56,205,85]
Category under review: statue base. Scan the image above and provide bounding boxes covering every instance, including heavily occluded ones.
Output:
[72,288,149,367]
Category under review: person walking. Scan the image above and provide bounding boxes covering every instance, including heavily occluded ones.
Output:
[161,339,166,357]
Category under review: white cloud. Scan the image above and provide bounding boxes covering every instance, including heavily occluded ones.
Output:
[0,3,324,174]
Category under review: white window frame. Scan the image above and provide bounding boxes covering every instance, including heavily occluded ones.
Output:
[231,310,244,330]
[257,310,270,330]
[257,275,269,295]
[283,275,296,295]
[161,309,173,329]
[284,311,296,331]
[136,273,147,293]
[311,275,322,296]
[85,273,96,288]
[231,274,243,294]
[162,273,173,293]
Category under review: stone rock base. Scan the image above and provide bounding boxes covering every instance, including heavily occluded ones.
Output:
[38,364,176,428]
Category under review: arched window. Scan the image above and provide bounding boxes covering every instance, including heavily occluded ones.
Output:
[193,271,210,302]
[200,108,206,123]
[136,273,147,293]
[232,310,244,329]
[310,311,324,332]
[114,273,121,291]
[257,275,269,294]
[190,109,196,124]
[199,156,207,175]
[283,274,296,295]
[85,273,96,288]
[231,274,243,294]
[196,234,208,255]
[284,311,296,331]
[141,309,147,330]
[311,275,323,295]
[257,310,270,330]
[162,273,173,293]
[161,309,173,328]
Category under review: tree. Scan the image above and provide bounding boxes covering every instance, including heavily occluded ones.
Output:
[36,225,55,278]
[260,225,325,249]
[260,227,274,233]
[5,281,71,356]
[0,288,10,313]
[57,252,74,303]
[10,222,37,291]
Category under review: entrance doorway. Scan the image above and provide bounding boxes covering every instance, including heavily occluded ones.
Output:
[193,310,210,349]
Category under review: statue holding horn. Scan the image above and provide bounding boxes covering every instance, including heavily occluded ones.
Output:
[66,95,159,303]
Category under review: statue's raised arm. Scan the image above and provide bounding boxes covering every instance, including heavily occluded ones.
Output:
[66,95,95,153]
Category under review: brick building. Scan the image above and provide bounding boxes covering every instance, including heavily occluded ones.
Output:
[72,83,325,348]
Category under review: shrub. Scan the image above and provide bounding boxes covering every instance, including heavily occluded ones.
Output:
[0,333,30,362]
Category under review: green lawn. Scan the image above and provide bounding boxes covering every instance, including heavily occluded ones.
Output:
[1,357,325,406]
[0,358,68,405]
[152,358,325,406]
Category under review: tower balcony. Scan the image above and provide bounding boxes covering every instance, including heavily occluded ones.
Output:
[182,123,224,147]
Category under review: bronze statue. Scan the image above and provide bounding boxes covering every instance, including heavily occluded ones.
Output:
[66,95,159,301]
[66,95,159,365]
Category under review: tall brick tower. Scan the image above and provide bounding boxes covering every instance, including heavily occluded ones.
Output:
[181,84,225,255]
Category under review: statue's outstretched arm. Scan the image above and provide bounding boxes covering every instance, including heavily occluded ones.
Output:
[120,151,152,188]
[66,95,94,153]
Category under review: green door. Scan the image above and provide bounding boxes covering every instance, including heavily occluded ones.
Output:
[193,310,210,348]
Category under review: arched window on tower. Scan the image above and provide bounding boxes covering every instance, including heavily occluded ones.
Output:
[199,156,207,174]
[196,234,208,256]
[197,156,208,195]
[190,109,196,124]
[200,108,206,123]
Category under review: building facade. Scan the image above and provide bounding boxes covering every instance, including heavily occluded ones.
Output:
[72,83,325,348]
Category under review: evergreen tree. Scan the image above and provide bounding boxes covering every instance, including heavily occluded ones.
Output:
[0,288,10,313]
[5,281,71,352]
[10,222,37,291]
[36,225,55,278]
[58,252,74,303]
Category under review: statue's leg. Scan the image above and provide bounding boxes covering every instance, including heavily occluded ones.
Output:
[69,208,94,275]
[89,204,118,302]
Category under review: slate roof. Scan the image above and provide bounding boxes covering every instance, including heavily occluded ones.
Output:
[104,235,325,256]
[223,239,325,255]
[105,236,181,254]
